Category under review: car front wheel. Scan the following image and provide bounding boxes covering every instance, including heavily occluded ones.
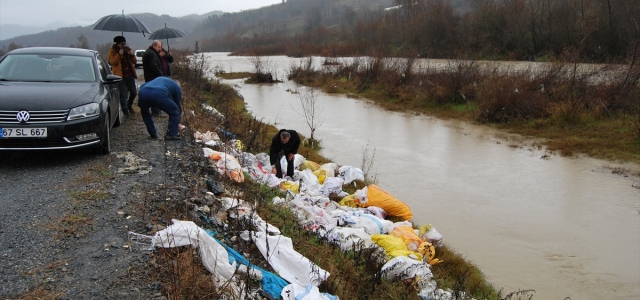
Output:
[96,115,111,155]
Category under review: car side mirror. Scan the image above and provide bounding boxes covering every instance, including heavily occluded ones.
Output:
[105,74,122,84]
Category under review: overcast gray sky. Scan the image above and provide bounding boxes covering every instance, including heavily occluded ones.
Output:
[0,0,283,26]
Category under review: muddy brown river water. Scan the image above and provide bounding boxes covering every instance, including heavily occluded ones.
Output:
[205,53,640,299]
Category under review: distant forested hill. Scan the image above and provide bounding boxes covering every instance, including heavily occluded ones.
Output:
[0,12,221,53]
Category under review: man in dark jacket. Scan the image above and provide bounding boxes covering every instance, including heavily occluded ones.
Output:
[142,40,163,83]
[269,129,301,179]
[142,40,165,116]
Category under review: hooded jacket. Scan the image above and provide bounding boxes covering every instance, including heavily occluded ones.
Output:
[108,46,138,79]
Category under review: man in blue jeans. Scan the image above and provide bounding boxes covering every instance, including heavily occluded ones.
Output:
[137,77,182,140]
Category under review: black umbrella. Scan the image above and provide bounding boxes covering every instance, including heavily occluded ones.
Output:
[91,11,151,36]
[148,23,187,51]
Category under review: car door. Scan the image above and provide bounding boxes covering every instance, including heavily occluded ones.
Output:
[96,54,119,126]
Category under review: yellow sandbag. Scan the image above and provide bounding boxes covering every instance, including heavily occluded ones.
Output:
[418,241,442,265]
[280,182,299,194]
[389,249,423,261]
[339,194,357,207]
[366,185,413,221]
[390,226,423,252]
[418,224,433,236]
[312,169,331,184]
[300,160,321,171]
[371,234,422,261]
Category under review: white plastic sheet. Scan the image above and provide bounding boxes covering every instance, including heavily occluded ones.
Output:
[151,220,237,280]
[281,283,339,300]
[252,231,330,287]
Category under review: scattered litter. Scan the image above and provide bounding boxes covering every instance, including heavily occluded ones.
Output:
[115,151,152,174]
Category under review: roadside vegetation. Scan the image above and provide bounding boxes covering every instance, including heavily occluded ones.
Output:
[141,49,511,299]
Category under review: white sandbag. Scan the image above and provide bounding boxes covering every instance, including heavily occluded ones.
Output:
[326,227,374,251]
[365,206,387,220]
[354,186,368,205]
[204,149,245,182]
[281,283,338,300]
[319,177,345,197]
[279,154,306,173]
[319,163,338,176]
[252,231,330,287]
[255,152,271,168]
[381,256,433,281]
[151,220,236,280]
[288,196,335,232]
[244,157,272,181]
[342,212,394,235]
[422,227,443,247]
[298,169,320,195]
[338,166,364,184]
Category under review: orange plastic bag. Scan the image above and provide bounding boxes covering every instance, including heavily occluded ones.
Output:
[390,226,422,252]
[365,185,412,221]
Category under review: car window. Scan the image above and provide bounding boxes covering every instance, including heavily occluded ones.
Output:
[0,54,96,82]
[96,54,109,80]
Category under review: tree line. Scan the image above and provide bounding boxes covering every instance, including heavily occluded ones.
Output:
[199,0,639,63]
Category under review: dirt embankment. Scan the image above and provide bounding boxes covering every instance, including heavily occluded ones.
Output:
[0,109,204,299]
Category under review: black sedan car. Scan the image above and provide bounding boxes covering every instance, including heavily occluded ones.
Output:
[0,47,122,154]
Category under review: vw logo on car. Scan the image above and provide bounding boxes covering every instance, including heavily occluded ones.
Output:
[16,110,30,122]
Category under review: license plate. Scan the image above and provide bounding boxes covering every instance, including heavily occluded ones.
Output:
[0,127,47,138]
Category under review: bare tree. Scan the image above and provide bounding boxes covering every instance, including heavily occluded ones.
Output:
[293,87,323,146]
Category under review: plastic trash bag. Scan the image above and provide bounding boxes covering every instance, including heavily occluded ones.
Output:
[194,130,221,147]
[206,176,224,196]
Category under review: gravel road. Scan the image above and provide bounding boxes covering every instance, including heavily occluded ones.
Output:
[0,97,201,299]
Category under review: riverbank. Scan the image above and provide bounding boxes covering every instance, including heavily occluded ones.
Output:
[279,57,640,168]
[167,53,507,299]
[212,53,640,299]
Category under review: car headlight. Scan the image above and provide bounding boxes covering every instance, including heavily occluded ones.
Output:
[67,103,100,120]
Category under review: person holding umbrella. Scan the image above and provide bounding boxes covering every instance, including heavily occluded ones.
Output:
[108,36,137,115]
[142,40,165,117]
[143,40,163,83]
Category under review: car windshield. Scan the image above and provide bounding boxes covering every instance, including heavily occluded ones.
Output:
[0,54,96,82]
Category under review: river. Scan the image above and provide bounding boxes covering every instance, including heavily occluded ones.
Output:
[203,53,640,300]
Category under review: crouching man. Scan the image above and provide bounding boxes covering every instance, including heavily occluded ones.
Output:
[269,129,301,178]
[137,77,182,140]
